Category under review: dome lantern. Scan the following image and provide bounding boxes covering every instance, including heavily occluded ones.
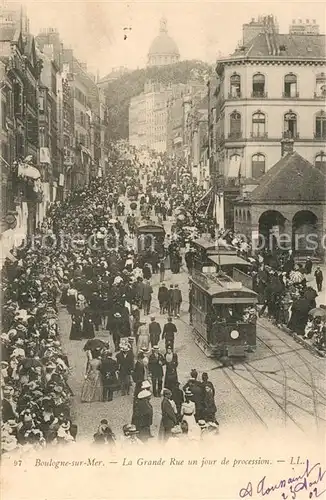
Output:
[147,17,180,67]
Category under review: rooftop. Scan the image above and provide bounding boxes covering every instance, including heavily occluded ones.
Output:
[246,152,326,204]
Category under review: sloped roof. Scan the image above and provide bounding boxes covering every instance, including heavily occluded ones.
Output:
[248,152,326,203]
[231,33,325,60]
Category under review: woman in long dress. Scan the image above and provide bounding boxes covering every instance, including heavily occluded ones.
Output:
[69,294,87,341]
[163,347,178,391]
[180,388,201,441]
[137,322,150,354]
[81,355,103,403]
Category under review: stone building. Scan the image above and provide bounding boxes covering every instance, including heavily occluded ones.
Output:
[234,148,326,259]
[147,17,180,67]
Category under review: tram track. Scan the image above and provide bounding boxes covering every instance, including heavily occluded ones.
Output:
[257,323,325,430]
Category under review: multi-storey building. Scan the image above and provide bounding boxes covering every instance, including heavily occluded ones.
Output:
[129,93,147,149]
[211,15,326,183]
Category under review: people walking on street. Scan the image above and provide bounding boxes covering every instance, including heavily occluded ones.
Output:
[183,369,205,422]
[137,321,150,354]
[172,284,182,318]
[116,344,134,396]
[315,266,323,292]
[167,285,174,316]
[99,351,119,402]
[159,388,178,440]
[81,352,103,403]
[163,346,178,391]
[159,259,165,282]
[162,317,177,351]
[133,389,153,442]
[141,280,153,315]
[158,283,169,314]
[149,316,161,347]
[148,346,164,397]
[180,388,201,441]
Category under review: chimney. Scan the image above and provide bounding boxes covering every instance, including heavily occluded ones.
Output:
[281,133,294,156]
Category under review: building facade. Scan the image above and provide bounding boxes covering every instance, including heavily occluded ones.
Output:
[211,16,326,183]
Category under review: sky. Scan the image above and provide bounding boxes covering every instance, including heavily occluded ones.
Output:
[5,0,326,77]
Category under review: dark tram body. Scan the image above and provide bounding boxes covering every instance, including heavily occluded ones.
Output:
[136,222,165,257]
[189,270,258,358]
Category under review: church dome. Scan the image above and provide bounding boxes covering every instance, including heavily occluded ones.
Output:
[147,18,180,67]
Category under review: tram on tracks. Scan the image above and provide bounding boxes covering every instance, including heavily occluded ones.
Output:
[189,269,258,358]
[191,236,254,287]
[136,221,165,258]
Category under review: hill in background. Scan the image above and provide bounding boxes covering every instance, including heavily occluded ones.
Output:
[104,60,212,141]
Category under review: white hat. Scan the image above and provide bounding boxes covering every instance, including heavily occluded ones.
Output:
[137,389,151,399]
[141,380,151,390]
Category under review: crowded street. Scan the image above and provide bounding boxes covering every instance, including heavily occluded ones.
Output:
[2,141,325,455]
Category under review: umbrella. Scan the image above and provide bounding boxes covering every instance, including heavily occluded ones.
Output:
[308,308,326,319]
[83,339,106,351]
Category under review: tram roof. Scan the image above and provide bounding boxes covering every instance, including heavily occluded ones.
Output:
[190,271,258,301]
[136,222,165,233]
[208,255,251,267]
[192,237,237,254]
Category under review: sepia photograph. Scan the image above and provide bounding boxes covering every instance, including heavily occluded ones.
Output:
[0,0,325,499]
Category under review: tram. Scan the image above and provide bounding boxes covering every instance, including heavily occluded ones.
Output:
[189,269,258,358]
[192,236,252,277]
[136,221,165,258]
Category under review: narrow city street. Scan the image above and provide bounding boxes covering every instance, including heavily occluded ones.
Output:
[59,259,326,441]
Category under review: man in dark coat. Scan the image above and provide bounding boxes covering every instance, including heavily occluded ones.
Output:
[288,297,311,336]
[305,257,313,275]
[99,351,119,402]
[171,284,182,318]
[148,316,161,347]
[116,345,134,396]
[158,283,169,314]
[132,353,146,397]
[160,388,177,439]
[148,346,164,397]
[162,317,177,351]
[133,390,153,442]
[141,280,153,316]
[183,369,205,422]
[315,266,323,292]
[167,284,174,316]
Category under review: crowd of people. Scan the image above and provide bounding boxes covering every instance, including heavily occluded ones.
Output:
[1,142,219,453]
[1,140,324,454]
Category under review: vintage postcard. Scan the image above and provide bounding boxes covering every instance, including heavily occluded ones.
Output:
[0,0,325,499]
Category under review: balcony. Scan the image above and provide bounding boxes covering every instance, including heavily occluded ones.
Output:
[228,92,242,99]
[282,131,299,139]
[251,91,268,98]
[314,133,326,140]
[250,132,268,139]
[228,132,242,139]
[282,92,299,98]
[313,92,326,99]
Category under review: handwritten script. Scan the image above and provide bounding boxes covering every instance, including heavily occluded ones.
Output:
[239,460,326,499]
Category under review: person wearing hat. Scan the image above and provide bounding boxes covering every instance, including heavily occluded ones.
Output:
[157,282,168,314]
[141,279,153,316]
[162,317,177,352]
[180,388,201,441]
[2,386,18,423]
[93,419,116,446]
[133,389,153,442]
[171,284,182,318]
[122,424,143,446]
[149,316,161,347]
[159,388,177,440]
[110,312,124,352]
[132,352,149,397]
[148,346,164,397]
[137,321,150,354]
[183,369,205,422]
[99,351,119,402]
[116,344,134,396]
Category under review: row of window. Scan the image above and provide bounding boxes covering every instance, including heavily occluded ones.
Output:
[228,110,326,139]
[229,152,326,180]
[229,72,326,99]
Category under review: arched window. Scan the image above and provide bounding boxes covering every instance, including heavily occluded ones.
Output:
[230,74,241,98]
[315,152,326,172]
[252,112,266,137]
[315,111,326,139]
[283,74,298,98]
[284,111,297,138]
[315,73,326,98]
[229,111,241,138]
[252,74,266,97]
[252,153,265,179]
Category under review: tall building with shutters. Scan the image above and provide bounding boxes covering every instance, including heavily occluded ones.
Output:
[210,15,326,185]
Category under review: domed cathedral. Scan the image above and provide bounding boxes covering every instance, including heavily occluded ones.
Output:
[147,17,180,67]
